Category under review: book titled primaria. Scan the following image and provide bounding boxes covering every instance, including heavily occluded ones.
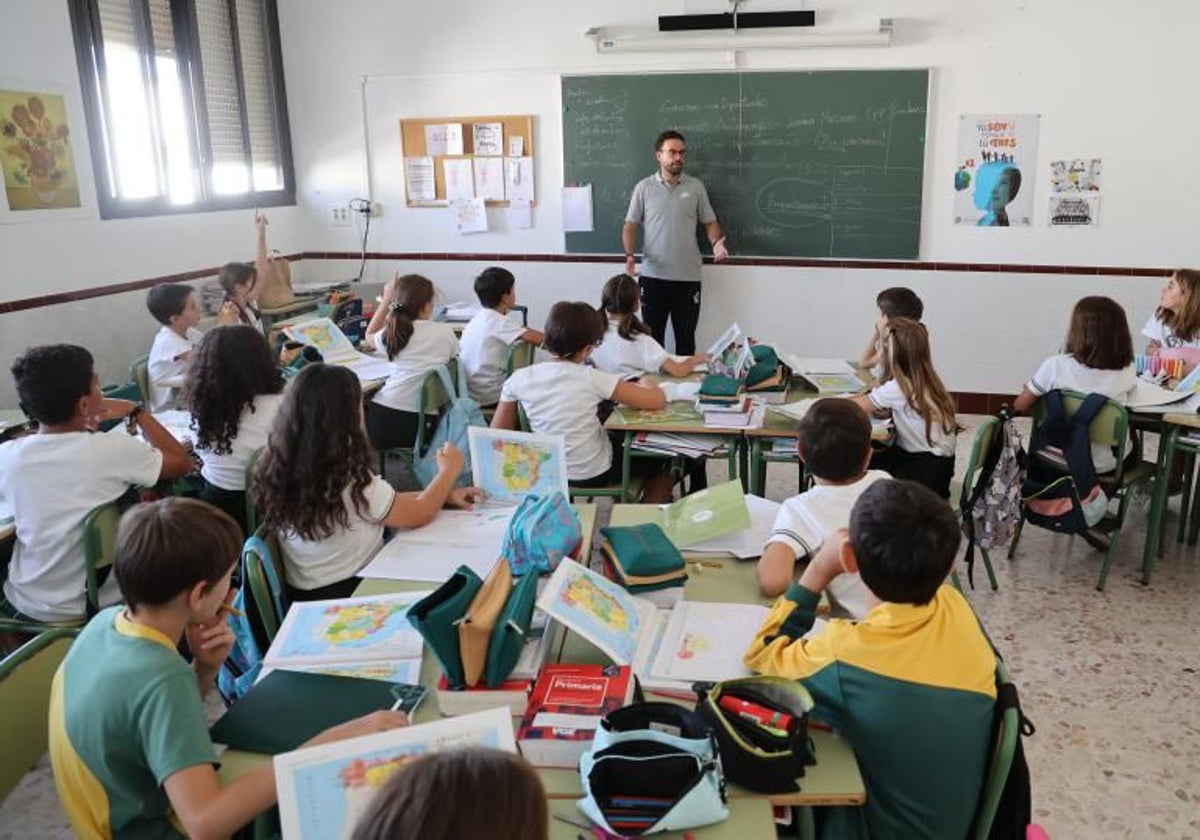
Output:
[516,664,633,768]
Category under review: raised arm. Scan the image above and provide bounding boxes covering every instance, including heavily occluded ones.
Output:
[253,211,270,291]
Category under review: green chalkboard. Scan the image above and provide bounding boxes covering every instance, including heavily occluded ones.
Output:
[562,70,928,260]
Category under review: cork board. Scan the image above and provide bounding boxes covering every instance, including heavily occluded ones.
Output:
[399,114,535,207]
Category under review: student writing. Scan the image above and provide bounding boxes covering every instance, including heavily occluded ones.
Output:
[49,498,409,838]
[253,364,481,601]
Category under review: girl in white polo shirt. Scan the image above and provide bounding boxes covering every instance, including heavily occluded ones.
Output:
[253,364,482,601]
[491,301,676,503]
[364,274,459,452]
[591,273,708,378]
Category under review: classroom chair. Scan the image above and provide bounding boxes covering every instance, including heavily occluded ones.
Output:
[1140,411,1200,585]
[0,628,76,800]
[83,502,120,618]
[481,341,538,423]
[954,418,1002,592]
[967,660,1023,839]
[242,527,288,646]
[244,448,264,534]
[377,359,459,485]
[1008,390,1154,591]
[130,355,150,405]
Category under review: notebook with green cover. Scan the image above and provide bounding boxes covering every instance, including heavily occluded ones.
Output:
[210,670,426,754]
[662,479,752,547]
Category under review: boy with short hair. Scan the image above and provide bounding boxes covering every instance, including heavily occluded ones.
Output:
[860,286,924,379]
[0,345,193,624]
[458,266,544,405]
[744,479,997,840]
[49,498,408,838]
[756,398,888,617]
[146,283,203,411]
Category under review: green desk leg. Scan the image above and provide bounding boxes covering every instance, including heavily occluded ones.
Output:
[737,437,749,491]
[748,438,763,496]
[798,804,817,840]
[622,430,635,502]
[1142,424,1180,585]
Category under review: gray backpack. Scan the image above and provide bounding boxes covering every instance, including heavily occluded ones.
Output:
[412,365,485,488]
[961,408,1027,587]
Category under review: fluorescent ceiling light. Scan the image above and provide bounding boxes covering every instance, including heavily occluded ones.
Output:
[586,19,893,53]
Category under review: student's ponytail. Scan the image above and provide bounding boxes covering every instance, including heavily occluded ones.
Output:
[382,274,435,359]
[600,273,652,341]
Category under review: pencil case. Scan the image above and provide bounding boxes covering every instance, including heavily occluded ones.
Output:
[694,676,815,793]
[698,374,741,398]
[578,703,728,836]
[408,566,482,690]
[459,560,514,688]
[500,491,582,576]
[483,564,539,687]
[598,523,687,592]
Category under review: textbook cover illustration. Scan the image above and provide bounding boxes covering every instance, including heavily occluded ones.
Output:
[265,592,431,667]
[275,707,516,840]
[257,658,423,688]
[661,479,751,547]
[467,426,569,506]
[535,558,658,666]
[707,322,752,379]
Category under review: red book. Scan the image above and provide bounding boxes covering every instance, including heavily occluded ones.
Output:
[436,674,532,717]
[516,664,633,768]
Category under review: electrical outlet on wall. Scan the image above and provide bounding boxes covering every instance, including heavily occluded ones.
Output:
[330,205,350,226]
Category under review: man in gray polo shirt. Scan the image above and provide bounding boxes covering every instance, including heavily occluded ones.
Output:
[622,130,727,355]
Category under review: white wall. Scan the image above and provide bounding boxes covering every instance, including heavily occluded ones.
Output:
[3,0,1193,406]
[277,0,1185,394]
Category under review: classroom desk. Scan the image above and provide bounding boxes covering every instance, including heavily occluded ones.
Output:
[258,297,321,330]
[603,398,743,489]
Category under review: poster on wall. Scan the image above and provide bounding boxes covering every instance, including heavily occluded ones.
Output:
[953,114,1040,227]
[1048,157,1101,227]
[1050,158,1101,193]
[0,89,81,212]
[1048,194,1100,227]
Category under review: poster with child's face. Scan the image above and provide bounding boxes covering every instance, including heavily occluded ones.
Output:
[952,114,1040,227]
[0,89,81,211]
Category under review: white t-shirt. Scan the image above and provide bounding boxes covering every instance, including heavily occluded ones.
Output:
[1141,314,1200,349]
[767,470,890,619]
[194,393,285,491]
[591,320,671,378]
[371,322,460,413]
[1026,354,1137,473]
[869,379,956,457]
[148,326,202,412]
[459,308,527,405]
[0,432,163,622]
[278,474,396,591]
[499,362,621,481]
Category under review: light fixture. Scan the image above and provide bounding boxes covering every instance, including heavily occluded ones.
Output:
[586,18,893,53]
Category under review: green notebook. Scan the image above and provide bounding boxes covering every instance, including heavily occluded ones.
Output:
[210,670,426,754]
[662,479,752,547]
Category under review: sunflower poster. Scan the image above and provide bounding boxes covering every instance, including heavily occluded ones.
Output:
[0,89,81,211]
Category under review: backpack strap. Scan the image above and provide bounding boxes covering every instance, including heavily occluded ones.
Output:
[1071,391,1110,428]
[961,408,1011,589]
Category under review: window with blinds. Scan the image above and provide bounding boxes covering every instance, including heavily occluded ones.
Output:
[69,0,294,218]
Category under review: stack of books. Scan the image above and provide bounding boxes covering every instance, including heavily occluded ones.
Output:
[435,620,560,717]
[630,431,729,458]
[516,664,634,768]
[698,397,762,429]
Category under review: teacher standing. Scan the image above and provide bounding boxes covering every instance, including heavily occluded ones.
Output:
[622,130,727,355]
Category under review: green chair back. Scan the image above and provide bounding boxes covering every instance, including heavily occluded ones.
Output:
[0,629,76,799]
[244,528,286,644]
[970,661,1021,839]
[415,359,459,454]
[504,341,535,377]
[1029,389,1132,483]
[82,503,120,617]
[130,355,150,405]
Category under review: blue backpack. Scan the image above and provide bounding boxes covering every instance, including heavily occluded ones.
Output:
[413,365,486,488]
[1021,390,1109,534]
[217,532,288,705]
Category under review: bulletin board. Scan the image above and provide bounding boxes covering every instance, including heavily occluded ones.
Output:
[399,114,535,207]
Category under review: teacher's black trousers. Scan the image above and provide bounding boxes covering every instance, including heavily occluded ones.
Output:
[638,276,702,356]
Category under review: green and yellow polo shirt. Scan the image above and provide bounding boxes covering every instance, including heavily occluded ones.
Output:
[49,607,218,838]
[745,583,998,840]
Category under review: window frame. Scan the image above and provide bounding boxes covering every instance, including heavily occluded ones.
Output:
[67,0,296,219]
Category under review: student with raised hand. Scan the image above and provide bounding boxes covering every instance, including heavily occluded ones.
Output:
[187,325,286,532]
[744,479,996,840]
[364,273,460,451]
[145,282,203,412]
[459,266,544,406]
[253,364,482,601]
[1142,268,1200,357]
[0,345,192,624]
[216,211,271,332]
[850,318,959,499]
[859,286,923,382]
[49,498,410,839]
[757,399,889,613]
[491,301,676,503]
[351,748,548,840]
[1013,296,1136,473]
[591,273,708,378]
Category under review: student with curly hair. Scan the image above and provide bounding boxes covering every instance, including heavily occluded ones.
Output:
[253,365,482,601]
[186,325,285,532]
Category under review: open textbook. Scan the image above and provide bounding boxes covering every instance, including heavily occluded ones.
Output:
[264,591,430,668]
[358,508,514,582]
[274,707,516,840]
[283,317,392,382]
[467,427,569,507]
[536,558,658,666]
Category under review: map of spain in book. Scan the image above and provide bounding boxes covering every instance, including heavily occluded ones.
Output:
[264,591,431,667]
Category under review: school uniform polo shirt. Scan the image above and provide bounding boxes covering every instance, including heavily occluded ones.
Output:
[625,172,716,282]
[459,308,528,404]
[148,325,203,412]
[591,319,673,378]
[744,584,997,840]
[50,607,217,839]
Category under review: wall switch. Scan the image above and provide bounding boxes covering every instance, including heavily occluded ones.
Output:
[330,205,350,226]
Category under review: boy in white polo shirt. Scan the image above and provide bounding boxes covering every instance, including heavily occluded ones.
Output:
[757,398,889,617]
[0,345,193,624]
[458,266,544,406]
[146,283,203,411]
